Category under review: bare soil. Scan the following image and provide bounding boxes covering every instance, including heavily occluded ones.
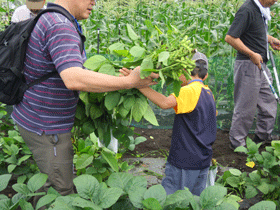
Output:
[123,127,256,175]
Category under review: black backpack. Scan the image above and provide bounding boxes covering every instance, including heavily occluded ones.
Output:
[0,7,85,105]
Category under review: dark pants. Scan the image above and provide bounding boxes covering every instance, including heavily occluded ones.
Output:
[229,60,277,147]
[17,125,74,209]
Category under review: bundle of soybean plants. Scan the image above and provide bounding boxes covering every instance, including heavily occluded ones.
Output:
[74,24,195,150]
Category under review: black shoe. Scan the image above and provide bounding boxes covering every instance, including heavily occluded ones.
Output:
[253,135,264,144]
[267,134,280,142]
[229,142,247,156]
[254,134,280,145]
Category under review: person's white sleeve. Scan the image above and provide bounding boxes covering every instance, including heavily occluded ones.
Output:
[11,10,20,23]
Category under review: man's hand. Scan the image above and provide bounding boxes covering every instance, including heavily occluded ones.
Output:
[249,52,263,69]
[269,37,280,50]
[120,67,159,89]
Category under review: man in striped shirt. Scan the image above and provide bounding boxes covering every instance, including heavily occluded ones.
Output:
[11,0,158,208]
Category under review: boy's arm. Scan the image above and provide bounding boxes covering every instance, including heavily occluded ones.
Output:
[139,87,177,110]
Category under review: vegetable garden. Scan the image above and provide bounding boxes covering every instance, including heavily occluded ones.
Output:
[1,0,280,209]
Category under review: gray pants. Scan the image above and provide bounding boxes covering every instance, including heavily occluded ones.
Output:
[17,125,74,209]
[229,60,277,147]
[162,161,209,196]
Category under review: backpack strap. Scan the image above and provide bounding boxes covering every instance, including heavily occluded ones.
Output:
[27,7,86,89]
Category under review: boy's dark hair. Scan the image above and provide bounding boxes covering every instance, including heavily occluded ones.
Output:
[191,59,208,79]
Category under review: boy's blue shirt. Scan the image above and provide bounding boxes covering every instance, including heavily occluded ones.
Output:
[168,80,217,170]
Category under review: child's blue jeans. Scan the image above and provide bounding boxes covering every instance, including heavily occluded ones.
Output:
[162,161,209,196]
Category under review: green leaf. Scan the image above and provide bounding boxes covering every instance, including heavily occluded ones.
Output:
[113,50,130,57]
[249,173,261,185]
[74,174,100,200]
[17,155,31,165]
[19,199,34,210]
[200,186,227,209]
[126,24,139,41]
[109,43,125,54]
[125,176,147,194]
[123,95,135,110]
[118,104,130,118]
[75,153,93,170]
[8,164,16,173]
[36,194,57,210]
[82,121,95,135]
[111,198,136,210]
[47,198,75,210]
[84,55,108,71]
[0,198,10,210]
[105,92,121,111]
[226,177,240,188]
[135,136,147,145]
[163,189,193,209]
[101,151,119,172]
[234,146,248,154]
[27,173,48,193]
[144,185,166,206]
[140,57,154,78]
[90,104,104,120]
[257,182,270,194]
[132,97,148,122]
[229,168,242,176]
[128,187,146,209]
[248,201,276,210]
[79,92,89,104]
[143,105,159,126]
[158,51,169,66]
[245,186,258,199]
[130,46,146,58]
[12,183,30,195]
[99,63,116,76]
[173,80,182,97]
[0,174,12,191]
[17,175,27,184]
[246,138,258,154]
[142,198,163,210]
[213,202,238,210]
[107,172,133,190]
[72,197,102,210]
[99,187,124,208]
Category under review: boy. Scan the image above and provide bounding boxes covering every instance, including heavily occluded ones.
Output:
[120,51,217,196]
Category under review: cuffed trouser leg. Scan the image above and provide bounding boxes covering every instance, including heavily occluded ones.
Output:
[229,60,261,148]
[17,125,74,209]
[255,64,277,140]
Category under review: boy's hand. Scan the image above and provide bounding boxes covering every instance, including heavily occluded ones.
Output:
[119,67,159,89]
[119,68,133,77]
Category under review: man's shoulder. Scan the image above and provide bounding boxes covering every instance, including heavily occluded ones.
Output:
[36,12,74,31]
[40,12,71,24]
[238,0,258,14]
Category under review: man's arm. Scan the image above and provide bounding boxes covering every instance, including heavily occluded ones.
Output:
[225,35,263,69]
[268,35,280,50]
[60,66,159,93]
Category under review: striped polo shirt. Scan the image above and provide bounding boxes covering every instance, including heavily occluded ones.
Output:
[168,80,217,170]
[12,3,86,135]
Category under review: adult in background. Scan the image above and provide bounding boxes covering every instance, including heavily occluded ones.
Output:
[225,0,280,151]
[11,0,46,22]
[11,0,158,208]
